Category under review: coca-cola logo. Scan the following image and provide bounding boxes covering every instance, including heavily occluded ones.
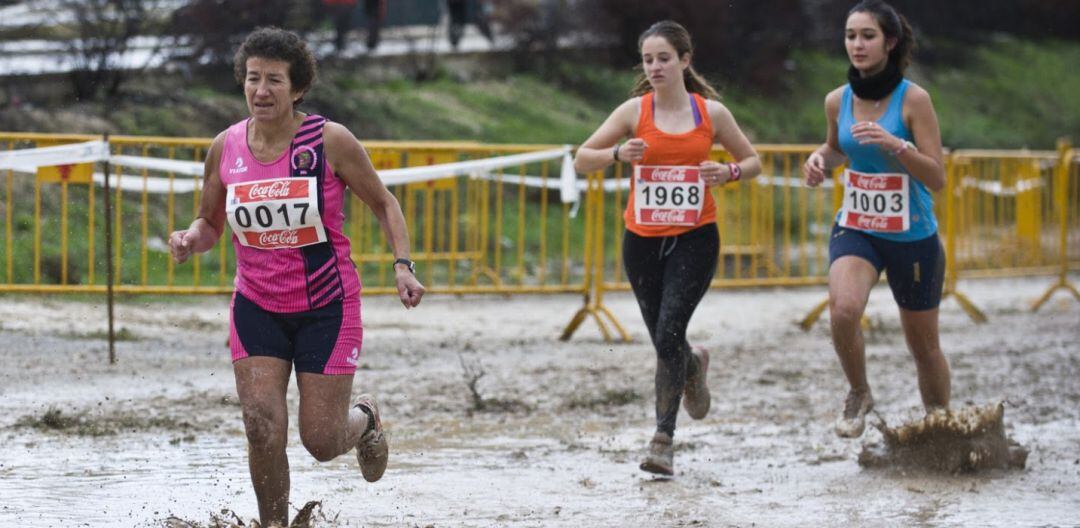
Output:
[258,230,300,246]
[648,167,690,182]
[649,209,688,223]
[855,175,889,190]
[248,181,293,200]
[856,215,890,230]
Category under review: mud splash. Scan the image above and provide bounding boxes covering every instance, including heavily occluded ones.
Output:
[165,501,326,528]
[859,403,1029,472]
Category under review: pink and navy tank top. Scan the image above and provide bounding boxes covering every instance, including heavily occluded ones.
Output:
[219,115,360,313]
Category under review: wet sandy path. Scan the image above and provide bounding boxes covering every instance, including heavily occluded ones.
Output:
[1,276,1077,526]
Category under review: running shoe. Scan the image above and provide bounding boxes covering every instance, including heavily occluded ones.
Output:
[834,389,874,438]
[354,394,388,482]
[683,347,711,419]
[639,431,674,476]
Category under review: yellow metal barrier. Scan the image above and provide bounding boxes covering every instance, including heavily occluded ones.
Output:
[949,149,1060,277]
[2,132,1078,344]
[560,169,630,342]
[554,144,1079,340]
[354,145,586,295]
[1032,140,1080,310]
[0,133,588,300]
[942,156,987,323]
[593,146,831,293]
[576,146,841,339]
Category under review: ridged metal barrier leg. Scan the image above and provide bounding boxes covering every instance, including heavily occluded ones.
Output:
[1032,142,1080,311]
[560,171,630,342]
[941,156,987,323]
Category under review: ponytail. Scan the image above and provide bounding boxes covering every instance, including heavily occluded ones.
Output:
[891,11,915,71]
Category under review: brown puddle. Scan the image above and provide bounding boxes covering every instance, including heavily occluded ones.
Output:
[859,403,1029,472]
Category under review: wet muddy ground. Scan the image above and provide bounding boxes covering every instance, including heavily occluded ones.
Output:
[1,276,1078,527]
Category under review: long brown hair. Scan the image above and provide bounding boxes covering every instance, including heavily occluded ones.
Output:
[630,20,720,100]
[849,0,916,72]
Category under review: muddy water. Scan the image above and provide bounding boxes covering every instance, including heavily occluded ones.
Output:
[1,277,1078,527]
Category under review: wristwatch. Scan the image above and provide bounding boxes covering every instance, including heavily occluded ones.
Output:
[393,257,415,274]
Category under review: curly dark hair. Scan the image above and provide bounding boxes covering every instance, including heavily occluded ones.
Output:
[233,27,318,104]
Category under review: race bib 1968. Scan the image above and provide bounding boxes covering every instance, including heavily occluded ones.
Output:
[839,169,910,233]
[634,165,704,226]
[226,177,327,249]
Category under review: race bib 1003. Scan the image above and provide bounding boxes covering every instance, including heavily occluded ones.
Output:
[633,165,704,226]
[226,177,327,249]
[839,169,910,233]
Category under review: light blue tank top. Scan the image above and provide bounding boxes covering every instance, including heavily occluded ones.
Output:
[836,79,937,241]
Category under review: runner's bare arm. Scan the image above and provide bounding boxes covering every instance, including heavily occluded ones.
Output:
[325,122,425,307]
[574,98,644,173]
[168,132,226,264]
[898,85,946,191]
[707,100,761,182]
[804,88,848,187]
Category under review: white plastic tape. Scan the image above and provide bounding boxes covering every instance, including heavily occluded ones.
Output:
[0,140,110,171]
[378,147,571,186]
[109,154,203,176]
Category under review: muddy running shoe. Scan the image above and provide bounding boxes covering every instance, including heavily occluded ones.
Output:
[354,394,388,482]
[639,431,674,476]
[683,347,711,419]
[834,389,874,438]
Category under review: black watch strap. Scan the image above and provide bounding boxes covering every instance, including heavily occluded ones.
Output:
[393,257,415,274]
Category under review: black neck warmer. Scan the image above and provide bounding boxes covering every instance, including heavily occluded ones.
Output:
[848,60,903,101]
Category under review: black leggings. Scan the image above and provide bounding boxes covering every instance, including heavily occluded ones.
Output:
[623,223,718,437]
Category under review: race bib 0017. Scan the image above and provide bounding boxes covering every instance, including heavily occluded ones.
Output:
[633,165,705,226]
[226,177,327,249]
[839,169,910,233]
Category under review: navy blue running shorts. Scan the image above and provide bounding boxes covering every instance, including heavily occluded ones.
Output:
[828,224,945,311]
[229,291,363,375]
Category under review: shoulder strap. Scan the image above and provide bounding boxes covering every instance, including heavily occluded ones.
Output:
[290,115,344,309]
[291,115,327,179]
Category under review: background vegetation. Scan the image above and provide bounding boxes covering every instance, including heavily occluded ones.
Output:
[2,0,1078,148]
[9,37,1078,149]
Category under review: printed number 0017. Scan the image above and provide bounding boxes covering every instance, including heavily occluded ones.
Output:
[233,203,310,228]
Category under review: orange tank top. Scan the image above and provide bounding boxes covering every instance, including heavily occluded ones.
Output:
[624,92,717,237]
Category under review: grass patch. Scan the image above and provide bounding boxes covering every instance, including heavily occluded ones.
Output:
[309,72,615,144]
